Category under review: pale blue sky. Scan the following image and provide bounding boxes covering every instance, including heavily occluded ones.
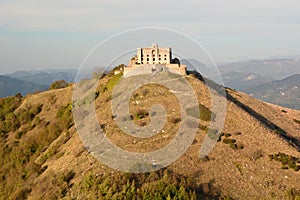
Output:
[1,0,300,73]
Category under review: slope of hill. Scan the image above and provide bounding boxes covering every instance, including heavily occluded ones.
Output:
[0,71,299,199]
[0,75,48,98]
[247,74,300,110]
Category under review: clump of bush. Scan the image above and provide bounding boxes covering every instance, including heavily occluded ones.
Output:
[171,116,181,124]
[18,104,43,125]
[198,124,208,131]
[269,152,300,171]
[220,133,244,150]
[199,104,216,121]
[49,80,69,90]
[185,104,216,121]
[135,108,149,120]
[106,73,122,91]
[0,95,23,136]
[78,168,204,199]
[56,103,73,130]
[286,188,300,199]
[293,118,300,124]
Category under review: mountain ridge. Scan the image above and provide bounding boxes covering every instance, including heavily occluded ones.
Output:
[0,75,48,98]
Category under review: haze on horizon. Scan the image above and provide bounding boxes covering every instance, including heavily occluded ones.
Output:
[1,0,300,74]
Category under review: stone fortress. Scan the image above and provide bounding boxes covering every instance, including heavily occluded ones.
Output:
[123,44,187,78]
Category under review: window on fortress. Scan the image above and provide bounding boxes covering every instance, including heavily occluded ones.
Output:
[147,58,149,61]
[141,62,143,64]
[164,58,167,60]
[153,58,155,61]
[164,54,166,57]
[159,58,161,60]
[147,54,149,57]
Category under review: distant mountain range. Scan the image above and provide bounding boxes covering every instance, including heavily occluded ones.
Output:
[221,71,272,91]
[6,69,77,86]
[0,69,77,98]
[219,58,300,80]
[0,75,48,98]
[246,74,300,110]
[183,58,300,110]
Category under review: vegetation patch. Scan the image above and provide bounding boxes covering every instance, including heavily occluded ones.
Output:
[185,104,215,121]
[106,73,122,91]
[56,103,73,130]
[220,133,244,150]
[77,168,220,199]
[293,118,300,124]
[49,80,69,90]
[199,104,216,121]
[269,152,300,172]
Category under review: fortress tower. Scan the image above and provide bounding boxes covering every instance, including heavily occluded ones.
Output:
[123,44,186,77]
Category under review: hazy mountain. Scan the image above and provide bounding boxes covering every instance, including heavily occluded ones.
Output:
[222,71,273,91]
[181,58,207,72]
[0,71,299,199]
[6,69,77,86]
[247,74,300,110]
[219,58,300,80]
[0,75,48,98]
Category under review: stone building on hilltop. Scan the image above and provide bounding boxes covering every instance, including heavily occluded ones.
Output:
[123,44,186,77]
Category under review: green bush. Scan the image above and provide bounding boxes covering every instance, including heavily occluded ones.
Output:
[56,103,73,130]
[269,152,300,172]
[135,108,149,120]
[199,104,215,121]
[49,80,69,90]
[0,95,22,120]
[106,73,122,91]
[222,138,236,144]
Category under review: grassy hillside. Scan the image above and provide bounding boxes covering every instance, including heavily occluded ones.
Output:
[0,71,300,199]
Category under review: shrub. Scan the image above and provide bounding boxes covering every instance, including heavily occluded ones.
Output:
[49,80,69,90]
[199,104,215,121]
[135,108,149,120]
[0,95,22,119]
[56,103,73,130]
[222,138,236,144]
[171,116,181,124]
[106,73,122,90]
[270,152,300,171]
[63,170,76,183]
[198,124,208,131]
[293,119,300,124]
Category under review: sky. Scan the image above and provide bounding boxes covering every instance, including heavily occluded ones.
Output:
[1,0,300,74]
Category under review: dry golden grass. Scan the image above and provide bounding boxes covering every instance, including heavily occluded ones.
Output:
[1,72,300,199]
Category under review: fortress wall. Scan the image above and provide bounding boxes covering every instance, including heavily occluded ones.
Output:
[124,64,186,78]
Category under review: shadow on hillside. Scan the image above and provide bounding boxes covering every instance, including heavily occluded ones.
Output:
[188,70,300,152]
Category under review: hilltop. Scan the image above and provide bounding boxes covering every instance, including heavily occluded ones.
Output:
[0,69,300,199]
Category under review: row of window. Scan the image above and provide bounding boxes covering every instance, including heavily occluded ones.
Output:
[143,57,167,61]
[141,61,165,64]
[142,54,168,57]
